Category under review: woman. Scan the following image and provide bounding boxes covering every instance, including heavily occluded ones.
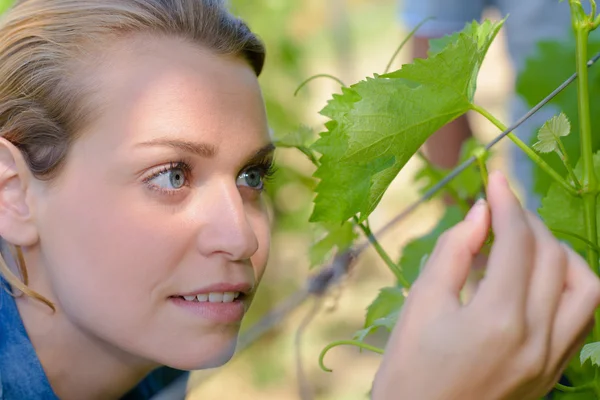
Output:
[0,1,597,399]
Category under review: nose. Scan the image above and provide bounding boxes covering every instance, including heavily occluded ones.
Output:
[196,180,259,261]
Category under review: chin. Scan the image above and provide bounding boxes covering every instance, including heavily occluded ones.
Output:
[162,334,239,371]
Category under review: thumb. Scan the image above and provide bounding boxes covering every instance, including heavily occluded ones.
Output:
[417,199,490,304]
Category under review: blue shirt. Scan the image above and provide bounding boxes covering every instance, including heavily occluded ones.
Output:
[0,279,188,399]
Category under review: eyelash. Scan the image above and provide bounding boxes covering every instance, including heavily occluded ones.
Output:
[142,158,277,196]
[142,160,193,195]
[243,157,278,187]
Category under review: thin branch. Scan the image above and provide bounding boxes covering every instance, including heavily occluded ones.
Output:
[416,151,471,213]
[296,299,322,400]
[319,340,384,372]
[294,74,346,96]
[554,382,593,393]
[384,17,433,74]
[472,104,578,197]
[551,228,600,252]
[356,217,409,287]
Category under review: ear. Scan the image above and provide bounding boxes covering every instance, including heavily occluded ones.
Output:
[0,137,39,247]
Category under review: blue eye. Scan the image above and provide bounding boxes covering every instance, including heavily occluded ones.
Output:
[145,162,190,192]
[237,166,265,190]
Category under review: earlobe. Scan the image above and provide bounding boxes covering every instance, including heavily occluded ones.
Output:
[0,137,39,247]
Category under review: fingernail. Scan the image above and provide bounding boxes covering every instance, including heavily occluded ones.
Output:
[465,198,487,222]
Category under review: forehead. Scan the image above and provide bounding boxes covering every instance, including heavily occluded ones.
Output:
[76,34,269,154]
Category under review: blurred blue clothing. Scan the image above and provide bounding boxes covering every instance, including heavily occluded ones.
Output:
[0,278,188,399]
[399,0,577,212]
[401,0,572,72]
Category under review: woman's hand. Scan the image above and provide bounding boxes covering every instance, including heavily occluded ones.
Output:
[372,171,600,400]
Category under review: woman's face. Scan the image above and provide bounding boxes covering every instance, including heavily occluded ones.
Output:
[31,35,272,369]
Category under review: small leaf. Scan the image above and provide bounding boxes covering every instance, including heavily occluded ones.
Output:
[309,222,357,268]
[354,310,400,342]
[275,125,315,149]
[353,286,405,343]
[581,342,600,366]
[540,151,600,253]
[533,113,571,154]
[399,206,464,284]
[364,286,405,328]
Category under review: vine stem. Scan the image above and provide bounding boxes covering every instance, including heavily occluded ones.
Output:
[294,74,346,96]
[575,26,599,273]
[551,228,600,252]
[556,136,582,190]
[416,151,471,213]
[471,104,578,197]
[319,340,384,372]
[475,149,489,187]
[573,16,600,364]
[355,217,410,288]
[554,382,594,393]
[384,17,433,74]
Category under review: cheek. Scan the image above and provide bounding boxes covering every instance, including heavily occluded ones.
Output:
[249,204,271,283]
[38,177,189,314]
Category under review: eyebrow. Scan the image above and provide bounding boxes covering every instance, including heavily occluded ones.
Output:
[136,138,217,158]
[135,138,275,162]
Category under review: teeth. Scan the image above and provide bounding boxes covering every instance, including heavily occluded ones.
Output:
[181,292,241,303]
[196,294,208,302]
[208,292,223,302]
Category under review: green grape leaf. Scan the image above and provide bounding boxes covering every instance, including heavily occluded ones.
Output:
[517,34,600,196]
[415,138,486,200]
[354,310,400,343]
[539,152,600,253]
[364,286,406,328]
[428,18,505,59]
[399,206,464,284]
[353,286,406,343]
[275,125,315,149]
[309,221,357,268]
[275,125,319,165]
[533,113,571,154]
[310,19,505,224]
[581,342,600,366]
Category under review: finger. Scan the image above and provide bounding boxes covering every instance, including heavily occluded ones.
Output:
[416,198,490,308]
[475,171,535,313]
[524,213,567,338]
[549,246,600,369]
[548,319,593,389]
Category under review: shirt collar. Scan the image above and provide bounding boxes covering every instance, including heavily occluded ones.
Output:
[0,279,59,400]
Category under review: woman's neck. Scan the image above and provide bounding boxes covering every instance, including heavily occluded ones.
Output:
[7,248,158,400]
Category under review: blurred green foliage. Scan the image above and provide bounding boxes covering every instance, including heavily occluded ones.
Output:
[0,0,13,14]
[229,0,306,136]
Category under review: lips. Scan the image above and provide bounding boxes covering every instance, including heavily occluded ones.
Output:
[170,282,253,323]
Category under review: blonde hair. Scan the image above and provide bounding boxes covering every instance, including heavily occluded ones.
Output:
[0,0,265,309]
